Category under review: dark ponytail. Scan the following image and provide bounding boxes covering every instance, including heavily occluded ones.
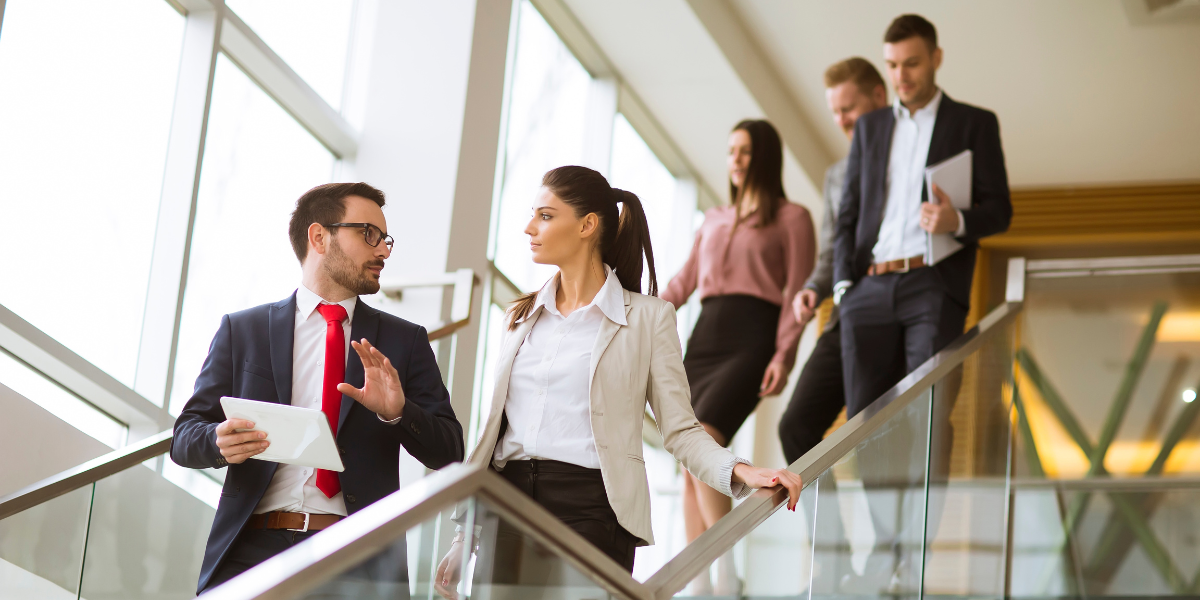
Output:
[508,166,658,329]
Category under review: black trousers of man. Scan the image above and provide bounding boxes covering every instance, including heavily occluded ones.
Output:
[203,528,410,599]
[778,322,845,465]
[839,267,967,411]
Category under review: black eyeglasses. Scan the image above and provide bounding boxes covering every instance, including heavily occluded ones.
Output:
[324,223,394,251]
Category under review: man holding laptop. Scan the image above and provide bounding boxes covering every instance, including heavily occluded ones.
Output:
[171,182,465,595]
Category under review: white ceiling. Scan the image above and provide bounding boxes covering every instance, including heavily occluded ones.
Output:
[562,0,821,216]
[563,0,1200,198]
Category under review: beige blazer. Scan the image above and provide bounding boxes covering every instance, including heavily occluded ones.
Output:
[468,288,744,545]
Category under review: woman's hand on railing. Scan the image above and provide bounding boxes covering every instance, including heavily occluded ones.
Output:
[435,538,466,600]
[731,464,803,511]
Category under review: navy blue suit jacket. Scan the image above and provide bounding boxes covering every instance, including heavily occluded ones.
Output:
[171,293,464,593]
[834,92,1012,307]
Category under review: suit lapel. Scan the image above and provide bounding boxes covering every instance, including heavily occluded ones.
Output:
[469,309,539,464]
[587,290,630,390]
[866,109,896,239]
[339,298,378,433]
[923,93,957,202]
[268,294,296,406]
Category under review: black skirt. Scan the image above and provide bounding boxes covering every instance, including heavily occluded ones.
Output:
[683,295,781,443]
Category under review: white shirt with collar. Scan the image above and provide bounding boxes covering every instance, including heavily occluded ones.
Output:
[834,89,965,303]
[254,284,355,516]
[493,266,628,470]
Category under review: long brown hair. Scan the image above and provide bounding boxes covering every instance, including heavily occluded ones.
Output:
[729,119,787,226]
[508,166,658,329]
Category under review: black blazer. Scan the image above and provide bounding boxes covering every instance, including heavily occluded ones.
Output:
[834,92,1012,307]
[171,293,464,593]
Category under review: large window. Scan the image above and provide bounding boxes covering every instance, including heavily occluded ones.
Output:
[0,0,185,387]
[609,113,684,290]
[168,55,336,414]
[490,0,591,292]
[224,0,355,110]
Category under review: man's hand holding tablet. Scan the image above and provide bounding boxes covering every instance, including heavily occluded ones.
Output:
[214,419,270,464]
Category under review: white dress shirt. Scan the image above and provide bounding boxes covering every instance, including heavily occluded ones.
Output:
[493,267,628,470]
[254,284,355,516]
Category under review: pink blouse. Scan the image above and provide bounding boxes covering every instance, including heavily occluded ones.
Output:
[662,202,816,370]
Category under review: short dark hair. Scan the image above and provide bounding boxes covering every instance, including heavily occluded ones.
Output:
[824,57,886,97]
[288,182,386,263]
[884,14,937,53]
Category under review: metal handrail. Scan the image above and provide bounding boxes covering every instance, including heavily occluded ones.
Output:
[197,300,1024,600]
[378,267,479,341]
[199,463,655,600]
[642,300,1023,599]
[2,288,1029,599]
[0,429,173,520]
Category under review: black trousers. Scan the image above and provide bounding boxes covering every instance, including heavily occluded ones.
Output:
[492,459,638,574]
[838,268,967,414]
[202,528,410,599]
[778,322,845,465]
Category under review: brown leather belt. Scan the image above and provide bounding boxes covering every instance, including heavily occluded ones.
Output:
[868,255,927,276]
[247,511,342,532]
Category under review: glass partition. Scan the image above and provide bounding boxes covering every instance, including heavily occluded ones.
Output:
[644,303,1021,600]
[0,458,215,600]
[79,460,215,599]
[0,485,92,599]
[1008,259,1200,598]
[807,392,933,600]
[297,498,616,600]
[1018,266,1200,478]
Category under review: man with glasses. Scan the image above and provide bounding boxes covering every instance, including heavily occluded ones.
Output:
[172,182,465,596]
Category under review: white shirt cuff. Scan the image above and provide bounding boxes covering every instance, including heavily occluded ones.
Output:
[833,280,853,306]
[377,412,402,425]
[719,456,755,500]
[954,209,967,237]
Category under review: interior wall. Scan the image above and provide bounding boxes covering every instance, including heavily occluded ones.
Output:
[0,384,110,498]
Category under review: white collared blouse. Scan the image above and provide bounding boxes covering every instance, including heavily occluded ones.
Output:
[493,266,627,469]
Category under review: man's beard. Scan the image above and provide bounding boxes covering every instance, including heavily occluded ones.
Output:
[323,236,382,295]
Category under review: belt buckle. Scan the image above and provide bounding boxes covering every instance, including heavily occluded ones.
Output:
[287,512,311,533]
[898,256,911,273]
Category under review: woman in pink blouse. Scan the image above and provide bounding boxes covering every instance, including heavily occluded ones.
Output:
[662,119,815,595]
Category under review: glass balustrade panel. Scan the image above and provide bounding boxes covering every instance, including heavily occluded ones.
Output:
[0,484,93,599]
[77,460,216,600]
[921,319,1017,600]
[809,390,932,600]
[1019,268,1200,479]
[227,496,619,600]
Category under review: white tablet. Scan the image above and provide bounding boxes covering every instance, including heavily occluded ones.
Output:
[220,396,345,472]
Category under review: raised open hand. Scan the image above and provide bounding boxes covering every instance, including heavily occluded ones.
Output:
[337,339,405,421]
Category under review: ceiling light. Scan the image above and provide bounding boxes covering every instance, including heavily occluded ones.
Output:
[1184,389,1197,403]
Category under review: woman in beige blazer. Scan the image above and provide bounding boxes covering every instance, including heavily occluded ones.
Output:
[435,166,801,594]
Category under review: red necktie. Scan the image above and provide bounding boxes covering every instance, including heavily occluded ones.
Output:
[316,303,348,498]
